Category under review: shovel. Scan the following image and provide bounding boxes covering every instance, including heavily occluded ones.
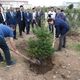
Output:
[10,49,41,65]
[52,27,56,47]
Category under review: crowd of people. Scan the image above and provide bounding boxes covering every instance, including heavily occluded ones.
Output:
[0,5,45,39]
[0,4,69,66]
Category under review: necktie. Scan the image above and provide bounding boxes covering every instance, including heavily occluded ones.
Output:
[27,12,29,16]
[10,12,13,17]
[21,12,23,21]
[2,13,5,21]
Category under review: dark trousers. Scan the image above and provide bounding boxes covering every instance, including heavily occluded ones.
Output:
[0,36,12,65]
[32,20,36,28]
[26,22,30,34]
[49,24,54,33]
[58,34,66,50]
[37,20,41,27]
[13,29,16,39]
[3,22,6,25]
[19,21,25,36]
[22,21,25,32]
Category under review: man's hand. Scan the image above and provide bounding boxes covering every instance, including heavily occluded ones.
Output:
[9,37,17,51]
[9,37,22,56]
[15,50,20,55]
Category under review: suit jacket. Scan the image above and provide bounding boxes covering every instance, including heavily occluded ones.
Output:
[24,12,32,24]
[0,13,4,24]
[16,11,25,24]
[56,12,66,21]
[36,11,42,21]
[6,11,17,25]
[55,18,69,37]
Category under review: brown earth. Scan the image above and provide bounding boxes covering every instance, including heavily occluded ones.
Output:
[0,32,80,80]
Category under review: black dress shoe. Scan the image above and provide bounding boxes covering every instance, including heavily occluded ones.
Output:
[26,32,30,34]
[62,45,65,48]
[0,59,4,63]
[14,38,18,40]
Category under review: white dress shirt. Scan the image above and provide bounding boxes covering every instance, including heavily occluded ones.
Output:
[48,11,56,20]
[32,12,36,20]
[10,11,14,17]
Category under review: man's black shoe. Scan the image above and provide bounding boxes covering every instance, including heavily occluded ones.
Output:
[0,59,4,63]
[62,45,65,48]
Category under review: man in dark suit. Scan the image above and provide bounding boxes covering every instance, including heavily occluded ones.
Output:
[6,7,17,39]
[36,8,42,27]
[24,9,32,34]
[54,18,69,51]
[32,8,37,28]
[0,7,5,24]
[16,5,25,37]
[56,8,67,21]
[0,7,4,24]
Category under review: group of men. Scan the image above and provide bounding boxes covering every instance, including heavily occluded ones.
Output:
[0,5,44,39]
[0,5,45,66]
[0,5,69,66]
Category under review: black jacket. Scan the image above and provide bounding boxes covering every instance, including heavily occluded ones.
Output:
[0,13,4,23]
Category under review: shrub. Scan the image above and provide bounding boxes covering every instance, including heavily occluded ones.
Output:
[28,27,54,61]
[65,8,80,34]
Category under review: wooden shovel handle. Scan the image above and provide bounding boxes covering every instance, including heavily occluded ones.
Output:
[10,49,38,64]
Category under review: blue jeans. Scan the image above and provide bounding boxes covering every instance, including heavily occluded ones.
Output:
[0,35,12,65]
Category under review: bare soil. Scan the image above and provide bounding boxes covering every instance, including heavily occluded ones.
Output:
[0,33,80,80]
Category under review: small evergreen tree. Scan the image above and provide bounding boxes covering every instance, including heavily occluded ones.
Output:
[28,27,54,62]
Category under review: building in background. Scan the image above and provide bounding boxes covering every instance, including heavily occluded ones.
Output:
[63,1,80,8]
[0,0,32,9]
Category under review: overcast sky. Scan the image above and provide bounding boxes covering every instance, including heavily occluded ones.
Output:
[27,0,80,6]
